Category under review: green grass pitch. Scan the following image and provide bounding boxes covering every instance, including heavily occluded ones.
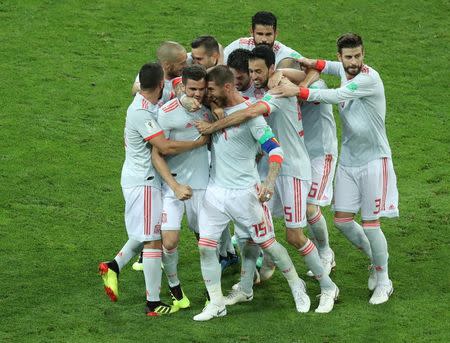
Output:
[0,0,449,342]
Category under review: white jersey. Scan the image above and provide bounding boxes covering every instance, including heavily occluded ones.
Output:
[240,82,266,102]
[223,37,302,66]
[259,93,311,180]
[121,93,164,189]
[157,99,210,190]
[305,61,392,167]
[134,74,179,107]
[210,100,273,189]
[300,79,338,159]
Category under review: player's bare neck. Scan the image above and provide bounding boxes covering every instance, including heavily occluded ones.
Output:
[139,90,160,105]
[226,92,246,107]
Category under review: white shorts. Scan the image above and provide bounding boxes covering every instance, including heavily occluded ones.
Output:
[269,176,310,229]
[161,184,205,233]
[333,158,399,220]
[122,186,162,242]
[198,183,275,245]
[307,154,336,206]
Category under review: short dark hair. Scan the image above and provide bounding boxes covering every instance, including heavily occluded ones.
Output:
[249,45,275,69]
[337,33,364,53]
[227,49,251,74]
[191,35,220,55]
[252,11,277,31]
[139,62,164,90]
[206,65,234,87]
[182,65,207,85]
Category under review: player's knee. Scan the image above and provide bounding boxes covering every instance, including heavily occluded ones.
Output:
[306,204,319,219]
[144,240,162,249]
[285,228,307,249]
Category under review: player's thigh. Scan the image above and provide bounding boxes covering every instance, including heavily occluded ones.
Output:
[161,186,184,231]
[185,189,206,234]
[228,187,275,245]
[307,154,336,207]
[360,158,399,220]
[275,176,310,229]
[122,185,162,242]
[198,185,231,241]
[333,164,361,214]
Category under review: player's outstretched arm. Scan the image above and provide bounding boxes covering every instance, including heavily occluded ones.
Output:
[149,133,209,155]
[151,147,192,201]
[194,102,268,135]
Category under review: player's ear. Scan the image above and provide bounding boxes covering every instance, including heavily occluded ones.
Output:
[249,26,254,35]
[269,64,276,73]
[337,52,342,62]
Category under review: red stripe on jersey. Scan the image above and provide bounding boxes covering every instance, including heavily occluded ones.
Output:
[262,203,273,233]
[317,155,332,200]
[298,130,304,137]
[258,101,271,116]
[143,186,149,236]
[239,37,255,46]
[141,98,149,110]
[162,100,179,113]
[144,130,164,141]
[361,65,369,74]
[171,77,182,88]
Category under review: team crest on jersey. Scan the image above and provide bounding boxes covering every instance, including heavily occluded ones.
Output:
[145,119,157,130]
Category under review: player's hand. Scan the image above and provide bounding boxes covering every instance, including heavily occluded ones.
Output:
[212,107,225,120]
[194,120,216,135]
[258,182,275,203]
[174,184,193,201]
[268,70,283,89]
[196,134,210,146]
[270,82,300,98]
[181,96,201,112]
[298,57,316,69]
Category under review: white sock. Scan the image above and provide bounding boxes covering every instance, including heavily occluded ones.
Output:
[239,240,260,294]
[308,210,331,255]
[198,238,223,305]
[261,238,299,287]
[334,218,373,260]
[363,223,389,284]
[299,239,335,291]
[114,239,143,271]
[142,248,162,302]
[162,246,179,287]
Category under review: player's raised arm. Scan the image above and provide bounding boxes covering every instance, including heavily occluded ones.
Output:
[194,101,268,135]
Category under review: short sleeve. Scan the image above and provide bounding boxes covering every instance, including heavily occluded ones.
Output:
[258,93,284,116]
[129,110,163,141]
[223,39,240,64]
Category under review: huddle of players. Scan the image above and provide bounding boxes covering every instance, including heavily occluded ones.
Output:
[99,11,399,321]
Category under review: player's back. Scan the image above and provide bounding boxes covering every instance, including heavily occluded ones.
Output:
[210,100,263,189]
[157,99,210,189]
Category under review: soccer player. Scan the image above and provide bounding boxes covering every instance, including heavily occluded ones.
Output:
[98,62,208,316]
[227,48,266,101]
[195,46,339,313]
[301,79,338,277]
[193,65,310,321]
[131,41,187,98]
[271,33,399,304]
[223,11,302,69]
[152,65,211,310]
[190,35,223,69]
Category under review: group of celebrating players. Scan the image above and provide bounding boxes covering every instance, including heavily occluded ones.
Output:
[98,11,399,321]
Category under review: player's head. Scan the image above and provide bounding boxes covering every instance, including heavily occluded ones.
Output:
[227,49,252,92]
[157,41,187,79]
[182,65,207,102]
[336,33,365,77]
[139,62,164,92]
[206,65,235,107]
[191,35,220,69]
[248,45,275,89]
[251,11,278,48]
